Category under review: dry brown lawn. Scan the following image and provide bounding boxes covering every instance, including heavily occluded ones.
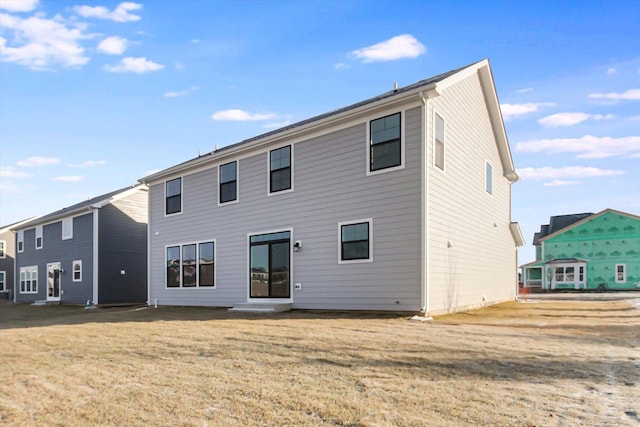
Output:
[0,297,639,426]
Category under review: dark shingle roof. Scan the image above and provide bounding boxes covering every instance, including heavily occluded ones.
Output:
[532,213,593,245]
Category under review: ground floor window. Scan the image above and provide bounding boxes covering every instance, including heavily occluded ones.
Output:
[554,266,575,282]
[0,271,5,291]
[72,260,82,282]
[20,266,38,293]
[615,264,626,283]
[166,241,215,288]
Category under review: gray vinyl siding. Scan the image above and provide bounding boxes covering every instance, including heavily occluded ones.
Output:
[0,230,15,296]
[15,213,94,304]
[97,192,148,304]
[149,106,423,310]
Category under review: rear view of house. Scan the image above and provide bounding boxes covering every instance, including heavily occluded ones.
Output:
[0,218,35,300]
[521,209,640,290]
[142,59,523,314]
[13,186,148,305]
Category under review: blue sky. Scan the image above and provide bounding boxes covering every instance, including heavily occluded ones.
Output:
[1,0,639,263]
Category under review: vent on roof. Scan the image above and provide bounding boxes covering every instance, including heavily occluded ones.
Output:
[393,82,399,92]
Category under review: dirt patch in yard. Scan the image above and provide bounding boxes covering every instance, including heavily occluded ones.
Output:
[0,299,638,426]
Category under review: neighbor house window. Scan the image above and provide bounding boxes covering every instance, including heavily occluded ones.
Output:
[35,225,43,249]
[219,161,237,204]
[369,112,402,172]
[19,266,38,293]
[165,177,182,215]
[0,271,5,291]
[17,231,24,253]
[0,240,5,258]
[554,266,575,282]
[269,145,292,193]
[435,113,445,170]
[485,162,493,194]
[62,218,73,240]
[72,260,82,282]
[616,264,626,283]
[166,241,215,288]
[339,219,372,263]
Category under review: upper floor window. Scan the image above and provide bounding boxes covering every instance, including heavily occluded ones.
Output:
[219,161,237,204]
[17,231,24,253]
[72,260,82,282]
[269,145,292,193]
[339,219,373,263]
[62,218,73,240]
[369,112,401,172]
[435,113,445,170]
[0,240,5,258]
[485,162,493,194]
[166,177,182,215]
[616,264,626,283]
[35,225,43,249]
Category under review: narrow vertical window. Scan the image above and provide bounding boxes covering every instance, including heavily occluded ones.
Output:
[219,161,237,203]
[62,218,73,240]
[35,226,43,249]
[616,264,626,283]
[72,260,82,282]
[17,231,24,252]
[369,112,401,172]
[269,146,291,193]
[485,162,493,194]
[435,113,445,170]
[339,219,372,263]
[182,244,196,287]
[0,271,5,291]
[166,246,180,287]
[199,242,215,286]
[165,177,182,215]
[0,240,5,258]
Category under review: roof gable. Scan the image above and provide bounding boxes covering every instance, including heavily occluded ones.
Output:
[540,209,640,243]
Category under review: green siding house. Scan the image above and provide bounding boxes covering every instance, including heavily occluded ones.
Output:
[521,209,640,291]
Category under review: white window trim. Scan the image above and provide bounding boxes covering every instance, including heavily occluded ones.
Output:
[72,260,82,282]
[615,264,626,283]
[218,161,240,206]
[338,218,373,264]
[0,271,5,291]
[164,176,184,217]
[35,225,43,249]
[19,266,38,294]
[62,218,73,240]
[366,111,406,176]
[267,144,294,196]
[0,240,5,258]
[433,111,445,172]
[485,160,493,195]
[246,227,294,303]
[164,240,216,289]
[17,230,24,253]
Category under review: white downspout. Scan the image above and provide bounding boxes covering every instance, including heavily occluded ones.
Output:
[419,91,430,313]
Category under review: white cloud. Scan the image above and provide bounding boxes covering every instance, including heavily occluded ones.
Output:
[606,67,617,75]
[212,109,277,121]
[631,115,640,121]
[73,2,142,23]
[518,166,626,181]
[53,175,84,182]
[191,39,200,44]
[263,120,291,129]
[17,156,60,167]
[97,36,127,55]
[68,160,106,168]
[500,102,555,120]
[516,135,640,159]
[588,88,640,101]
[352,34,425,63]
[543,180,581,187]
[515,87,534,94]
[334,62,350,70]
[0,12,89,70]
[538,112,614,128]
[0,166,30,178]
[0,0,39,12]
[104,57,164,73]
[163,86,198,98]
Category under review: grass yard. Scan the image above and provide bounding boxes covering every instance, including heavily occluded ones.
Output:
[1,297,639,426]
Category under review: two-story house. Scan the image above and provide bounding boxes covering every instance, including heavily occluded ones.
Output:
[521,209,640,290]
[0,218,36,300]
[13,185,148,305]
[141,59,524,314]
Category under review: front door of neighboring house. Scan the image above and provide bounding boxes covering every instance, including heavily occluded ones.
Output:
[47,262,61,302]
[249,231,291,299]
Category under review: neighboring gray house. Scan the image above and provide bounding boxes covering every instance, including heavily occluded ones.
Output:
[0,218,36,300]
[13,186,148,305]
[141,59,524,314]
